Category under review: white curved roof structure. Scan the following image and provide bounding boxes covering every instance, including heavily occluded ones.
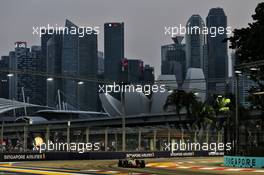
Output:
[125,92,150,115]
[151,90,171,114]
[100,92,150,117]
[15,116,48,124]
[99,75,179,116]
[0,98,42,114]
[99,93,123,117]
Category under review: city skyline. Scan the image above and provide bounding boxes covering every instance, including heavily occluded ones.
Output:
[0,1,263,171]
[0,0,263,77]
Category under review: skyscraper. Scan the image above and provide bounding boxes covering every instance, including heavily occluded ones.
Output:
[61,20,79,109]
[9,42,41,105]
[143,65,155,84]
[0,56,9,99]
[30,45,43,105]
[206,8,228,95]
[231,52,256,107]
[46,33,63,107]
[161,36,186,86]
[104,22,124,81]
[40,31,53,106]
[185,15,205,70]
[8,51,16,100]
[62,19,98,111]
[127,59,144,83]
[78,26,98,111]
[98,51,104,75]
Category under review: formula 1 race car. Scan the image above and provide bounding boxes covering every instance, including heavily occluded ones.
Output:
[118,158,145,168]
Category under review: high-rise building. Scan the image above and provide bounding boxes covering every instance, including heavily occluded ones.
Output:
[124,61,155,84]
[40,31,54,106]
[98,51,104,75]
[78,26,98,111]
[61,20,79,109]
[104,22,124,81]
[9,42,41,105]
[231,52,256,107]
[30,45,44,105]
[185,15,205,70]
[237,75,256,107]
[127,59,144,83]
[203,44,208,80]
[10,42,31,103]
[161,36,186,86]
[0,56,9,99]
[46,34,63,107]
[41,31,53,73]
[8,51,16,100]
[143,65,155,84]
[62,19,98,111]
[206,8,228,95]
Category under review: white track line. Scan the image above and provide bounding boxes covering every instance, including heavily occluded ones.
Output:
[106,171,119,173]
[82,169,100,172]
[200,167,216,170]
[254,170,264,173]
[157,165,169,168]
[177,166,190,169]
[226,168,244,171]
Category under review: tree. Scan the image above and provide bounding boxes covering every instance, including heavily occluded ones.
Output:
[190,101,216,143]
[182,91,197,118]
[163,90,198,121]
[228,2,264,110]
[228,2,264,64]
[192,102,215,129]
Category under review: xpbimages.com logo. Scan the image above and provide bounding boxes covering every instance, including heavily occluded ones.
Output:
[98,82,166,96]
[164,141,232,153]
[33,137,100,153]
[32,24,100,37]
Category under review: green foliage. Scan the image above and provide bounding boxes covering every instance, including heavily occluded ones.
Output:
[228,2,264,110]
[217,97,231,112]
[192,101,216,130]
[164,90,216,129]
[164,90,249,130]
[210,94,235,114]
[163,90,197,118]
[229,2,264,64]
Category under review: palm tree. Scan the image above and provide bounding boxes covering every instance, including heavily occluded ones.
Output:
[163,90,198,121]
[182,91,198,118]
[164,90,218,142]
[191,101,216,142]
[163,90,185,121]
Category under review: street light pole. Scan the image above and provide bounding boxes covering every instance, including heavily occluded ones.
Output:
[235,73,240,155]
[67,121,71,145]
[77,81,84,110]
[120,59,130,152]
[57,89,61,110]
[21,87,27,116]
[1,121,3,153]
[121,90,126,151]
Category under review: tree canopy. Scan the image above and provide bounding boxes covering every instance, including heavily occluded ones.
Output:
[229,2,264,64]
[228,2,264,110]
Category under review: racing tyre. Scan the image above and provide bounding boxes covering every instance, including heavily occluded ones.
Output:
[140,160,145,168]
[118,160,123,167]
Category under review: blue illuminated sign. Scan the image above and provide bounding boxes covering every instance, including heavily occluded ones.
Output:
[224,156,264,168]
